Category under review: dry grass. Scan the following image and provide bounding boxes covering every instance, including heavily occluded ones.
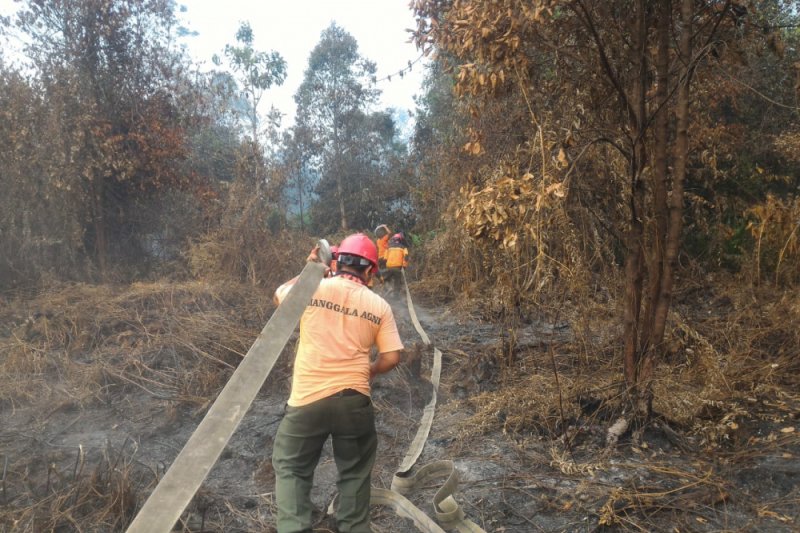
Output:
[433,274,800,531]
[0,440,141,532]
[0,280,284,531]
[1,264,798,531]
[0,280,276,409]
[457,271,794,416]
[595,463,731,530]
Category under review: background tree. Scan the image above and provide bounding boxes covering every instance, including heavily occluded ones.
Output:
[187,21,291,285]
[293,22,382,232]
[680,2,800,284]
[215,21,287,145]
[8,0,199,279]
[0,63,86,287]
[308,107,410,234]
[213,21,287,206]
[409,61,465,232]
[186,71,244,187]
[280,125,317,231]
[410,0,800,416]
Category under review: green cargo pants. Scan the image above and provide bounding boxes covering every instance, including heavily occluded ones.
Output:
[272,390,377,533]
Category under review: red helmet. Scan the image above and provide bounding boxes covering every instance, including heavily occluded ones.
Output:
[337,233,378,268]
[330,245,339,259]
[392,233,403,240]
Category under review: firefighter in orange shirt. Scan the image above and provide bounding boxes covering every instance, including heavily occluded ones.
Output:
[373,224,390,283]
[383,232,409,296]
[328,245,338,275]
[271,233,403,533]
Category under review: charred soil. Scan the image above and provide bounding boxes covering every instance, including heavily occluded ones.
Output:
[0,279,797,532]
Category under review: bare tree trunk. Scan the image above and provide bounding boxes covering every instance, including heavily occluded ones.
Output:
[331,115,349,231]
[642,0,671,353]
[622,0,648,393]
[652,0,692,346]
[622,238,643,387]
[249,87,259,145]
[337,174,348,231]
[297,162,305,232]
[91,177,108,280]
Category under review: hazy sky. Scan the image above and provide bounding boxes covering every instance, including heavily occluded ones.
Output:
[180,0,427,127]
[1,0,428,128]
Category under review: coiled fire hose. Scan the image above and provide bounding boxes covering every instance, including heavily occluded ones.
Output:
[366,269,485,533]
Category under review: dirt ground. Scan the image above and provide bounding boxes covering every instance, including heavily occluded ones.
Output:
[0,280,798,532]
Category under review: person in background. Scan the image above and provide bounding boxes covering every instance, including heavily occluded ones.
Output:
[383,232,409,296]
[373,224,390,283]
[329,244,339,276]
[271,233,404,533]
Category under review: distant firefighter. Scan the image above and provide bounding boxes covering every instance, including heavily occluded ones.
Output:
[383,232,409,296]
[329,244,339,275]
[373,224,391,283]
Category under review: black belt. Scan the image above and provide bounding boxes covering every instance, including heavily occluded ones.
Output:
[331,388,363,397]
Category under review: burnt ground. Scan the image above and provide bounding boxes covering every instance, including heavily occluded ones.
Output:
[0,281,798,532]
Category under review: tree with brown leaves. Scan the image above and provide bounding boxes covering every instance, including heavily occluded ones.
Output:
[411,0,793,417]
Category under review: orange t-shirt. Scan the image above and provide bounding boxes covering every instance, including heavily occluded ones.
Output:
[274,275,404,406]
[385,246,408,269]
[377,235,390,260]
